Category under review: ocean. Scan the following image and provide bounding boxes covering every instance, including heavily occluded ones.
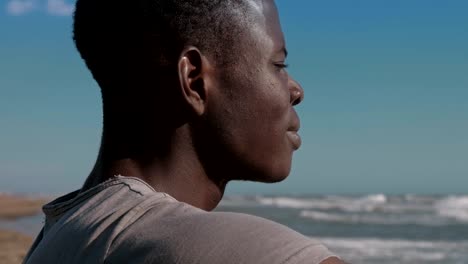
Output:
[2,194,468,263]
[216,194,468,264]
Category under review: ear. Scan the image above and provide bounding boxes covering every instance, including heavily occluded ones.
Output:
[178,47,211,117]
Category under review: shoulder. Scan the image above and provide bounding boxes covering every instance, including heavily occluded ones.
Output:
[107,206,338,264]
[200,211,314,243]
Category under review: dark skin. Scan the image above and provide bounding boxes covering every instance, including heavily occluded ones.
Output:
[82,1,345,263]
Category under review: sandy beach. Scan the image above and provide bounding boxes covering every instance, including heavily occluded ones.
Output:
[0,194,47,264]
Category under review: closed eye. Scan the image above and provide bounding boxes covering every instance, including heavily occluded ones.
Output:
[274,62,289,69]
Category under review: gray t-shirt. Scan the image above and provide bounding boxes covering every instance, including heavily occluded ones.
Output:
[24,176,336,264]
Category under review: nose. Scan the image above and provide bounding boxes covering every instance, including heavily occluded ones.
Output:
[289,77,304,106]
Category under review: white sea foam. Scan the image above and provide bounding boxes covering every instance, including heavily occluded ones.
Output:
[299,210,444,226]
[254,193,434,214]
[221,194,468,225]
[342,194,387,212]
[318,237,468,264]
[256,194,389,212]
[256,196,322,209]
[435,196,468,222]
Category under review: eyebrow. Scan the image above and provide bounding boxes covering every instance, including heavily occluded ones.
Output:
[283,47,288,58]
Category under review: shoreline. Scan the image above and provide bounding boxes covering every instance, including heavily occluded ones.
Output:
[0,229,33,264]
[0,194,48,264]
[0,194,48,220]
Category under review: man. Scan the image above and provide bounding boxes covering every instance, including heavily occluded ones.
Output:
[24,0,345,263]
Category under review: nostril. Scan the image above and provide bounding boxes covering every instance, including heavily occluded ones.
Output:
[289,78,304,106]
[291,89,303,106]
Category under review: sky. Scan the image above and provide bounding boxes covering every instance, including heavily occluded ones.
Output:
[0,0,467,196]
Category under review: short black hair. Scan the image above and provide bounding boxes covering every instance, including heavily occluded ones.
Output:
[73,0,255,92]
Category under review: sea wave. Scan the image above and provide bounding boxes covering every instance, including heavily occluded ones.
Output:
[222,194,468,216]
[299,210,445,226]
[318,237,468,264]
[256,194,389,212]
[435,196,468,222]
[254,194,437,214]
[220,194,468,225]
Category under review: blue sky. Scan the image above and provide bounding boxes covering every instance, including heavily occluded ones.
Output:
[0,0,467,195]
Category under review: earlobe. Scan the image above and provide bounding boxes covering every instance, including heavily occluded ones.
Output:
[178,48,207,117]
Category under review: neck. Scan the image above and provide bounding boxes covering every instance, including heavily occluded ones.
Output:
[82,124,226,211]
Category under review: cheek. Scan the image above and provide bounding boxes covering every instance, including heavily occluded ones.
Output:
[208,68,293,181]
[264,78,290,122]
[234,75,293,179]
[248,74,290,136]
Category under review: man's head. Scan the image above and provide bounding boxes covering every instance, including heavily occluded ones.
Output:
[73,0,303,185]
[73,0,255,93]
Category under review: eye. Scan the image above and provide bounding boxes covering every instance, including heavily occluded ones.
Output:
[274,62,289,71]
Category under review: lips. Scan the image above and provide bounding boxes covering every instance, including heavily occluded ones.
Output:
[286,130,302,150]
[287,111,301,150]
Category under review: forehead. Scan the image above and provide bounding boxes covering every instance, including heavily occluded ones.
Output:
[246,0,285,54]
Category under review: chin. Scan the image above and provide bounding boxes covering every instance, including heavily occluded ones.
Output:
[260,155,294,183]
[234,163,291,183]
[230,152,294,183]
[264,171,291,183]
[254,162,292,183]
[260,175,289,184]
